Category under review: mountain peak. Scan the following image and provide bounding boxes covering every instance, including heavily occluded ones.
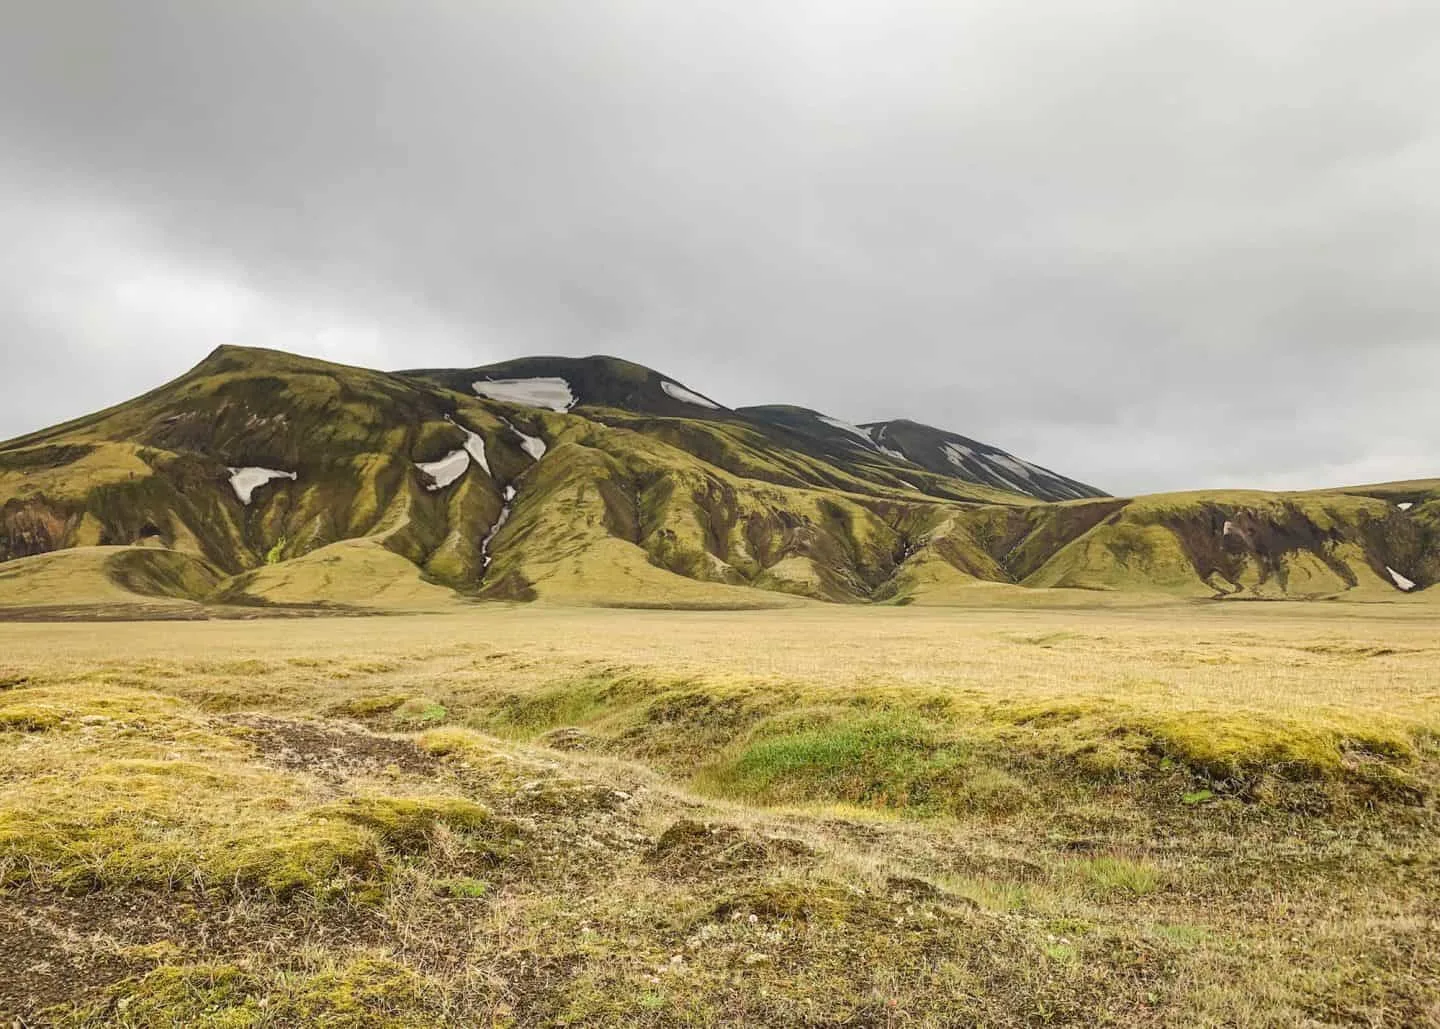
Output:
[863,419,1106,501]
[400,354,726,416]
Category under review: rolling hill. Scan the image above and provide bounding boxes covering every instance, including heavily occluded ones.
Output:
[0,345,1433,614]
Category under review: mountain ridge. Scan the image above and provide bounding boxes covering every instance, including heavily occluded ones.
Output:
[0,345,1434,614]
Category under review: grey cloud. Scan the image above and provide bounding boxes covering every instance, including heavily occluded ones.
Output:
[1,0,1437,493]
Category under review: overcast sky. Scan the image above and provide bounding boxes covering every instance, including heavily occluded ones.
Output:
[1,1,1436,494]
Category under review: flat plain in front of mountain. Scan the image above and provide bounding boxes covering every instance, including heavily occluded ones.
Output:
[2,602,1436,1026]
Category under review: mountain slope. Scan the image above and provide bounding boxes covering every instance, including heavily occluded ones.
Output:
[863,419,1106,502]
[401,354,727,419]
[0,346,520,599]
[0,346,1433,612]
[405,357,1035,505]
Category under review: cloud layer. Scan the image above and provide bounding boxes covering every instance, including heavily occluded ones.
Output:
[2,1,1436,493]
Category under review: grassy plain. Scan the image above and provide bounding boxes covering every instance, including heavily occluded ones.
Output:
[1,602,1437,1026]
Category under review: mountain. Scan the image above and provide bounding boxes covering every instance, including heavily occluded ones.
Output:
[400,357,1044,504]
[862,419,1106,502]
[402,354,725,418]
[0,345,1434,614]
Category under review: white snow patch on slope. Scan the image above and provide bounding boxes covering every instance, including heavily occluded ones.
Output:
[865,424,911,463]
[472,377,575,412]
[992,454,1038,481]
[451,417,490,474]
[940,442,976,474]
[940,442,1033,495]
[933,434,1091,500]
[817,414,877,448]
[462,432,489,474]
[518,433,546,460]
[228,467,296,505]
[1387,566,1417,591]
[498,416,546,460]
[417,420,491,490]
[661,380,720,409]
[501,417,547,460]
[416,448,471,491]
[1397,502,1414,511]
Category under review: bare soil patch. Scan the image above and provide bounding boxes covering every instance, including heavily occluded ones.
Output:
[227,713,440,781]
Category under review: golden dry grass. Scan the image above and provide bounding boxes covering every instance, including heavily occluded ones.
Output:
[6,601,1433,724]
[1,602,1437,1026]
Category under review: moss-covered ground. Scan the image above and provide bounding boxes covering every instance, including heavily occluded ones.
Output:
[1,604,1437,1025]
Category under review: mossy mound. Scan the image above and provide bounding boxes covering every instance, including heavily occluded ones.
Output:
[0,684,513,896]
[55,958,445,1028]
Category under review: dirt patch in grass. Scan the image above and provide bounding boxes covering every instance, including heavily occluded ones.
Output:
[646,818,814,880]
[0,899,135,1020]
[539,725,600,751]
[0,887,395,1023]
[228,713,440,781]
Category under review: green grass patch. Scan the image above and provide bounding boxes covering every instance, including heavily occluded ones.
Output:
[436,876,488,899]
[695,710,1029,815]
[395,698,449,725]
[1073,855,1162,896]
[340,693,411,718]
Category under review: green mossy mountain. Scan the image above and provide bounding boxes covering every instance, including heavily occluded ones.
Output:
[0,346,1434,611]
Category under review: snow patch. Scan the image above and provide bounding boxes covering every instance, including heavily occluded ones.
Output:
[416,419,491,490]
[992,454,1038,481]
[518,434,546,460]
[451,417,489,474]
[416,448,470,491]
[866,423,911,463]
[940,441,1032,495]
[501,418,547,460]
[941,442,975,471]
[933,436,1090,500]
[472,376,575,412]
[227,467,296,505]
[1387,566,1417,592]
[940,444,969,474]
[661,380,720,409]
[512,428,544,460]
[1397,502,1414,512]
[462,435,488,475]
[817,414,877,448]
